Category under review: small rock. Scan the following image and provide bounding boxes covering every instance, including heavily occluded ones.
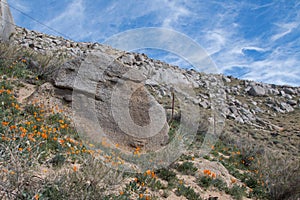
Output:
[63,95,72,102]
[284,94,293,100]
[135,54,145,62]
[273,106,285,113]
[279,102,294,112]
[199,100,209,109]
[266,97,275,105]
[235,116,244,124]
[267,88,280,95]
[227,113,236,120]
[283,88,296,95]
[222,76,231,83]
[287,100,297,106]
[120,54,135,65]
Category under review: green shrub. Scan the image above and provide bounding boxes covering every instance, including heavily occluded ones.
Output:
[175,184,202,200]
[175,161,198,176]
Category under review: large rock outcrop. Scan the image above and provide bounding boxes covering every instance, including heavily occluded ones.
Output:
[53,52,172,151]
[0,0,15,42]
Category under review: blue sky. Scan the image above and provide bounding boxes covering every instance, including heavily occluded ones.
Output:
[7,0,300,86]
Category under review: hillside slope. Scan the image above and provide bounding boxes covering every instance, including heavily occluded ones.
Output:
[0,2,299,198]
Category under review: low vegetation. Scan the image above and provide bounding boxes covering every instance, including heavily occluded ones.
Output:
[0,43,299,199]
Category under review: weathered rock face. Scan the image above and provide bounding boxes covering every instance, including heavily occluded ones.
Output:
[0,0,15,42]
[54,52,172,151]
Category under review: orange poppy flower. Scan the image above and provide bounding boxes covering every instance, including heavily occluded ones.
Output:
[2,122,9,126]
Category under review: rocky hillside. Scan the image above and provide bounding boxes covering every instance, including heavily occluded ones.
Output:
[10,25,300,157]
[1,2,299,200]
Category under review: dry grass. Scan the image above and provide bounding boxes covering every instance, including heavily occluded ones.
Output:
[0,43,68,80]
[258,151,300,200]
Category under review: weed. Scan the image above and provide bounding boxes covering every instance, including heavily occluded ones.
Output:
[227,185,247,200]
[175,184,202,200]
[175,161,198,176]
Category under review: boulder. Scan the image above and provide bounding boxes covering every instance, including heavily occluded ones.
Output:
[283,87,296,95]
[248,85,266,96]
[279,102,294,112]
[0,0,15,42]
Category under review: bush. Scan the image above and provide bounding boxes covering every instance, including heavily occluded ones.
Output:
[259,152,300,200]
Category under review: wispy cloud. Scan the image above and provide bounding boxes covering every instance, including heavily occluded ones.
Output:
[271,22,299,41]
[8,0,31,13]
[7,0,300,86]
[161,1,191,28]
[38,0,86,40]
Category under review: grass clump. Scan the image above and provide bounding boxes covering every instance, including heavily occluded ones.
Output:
[175,183,202,200]
[174,161,198,176]
[0,43,67,81]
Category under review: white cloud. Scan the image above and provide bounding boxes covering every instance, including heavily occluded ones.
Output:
[161,1,190,28]
[37,0,86,40]
[7,0,300,86]
[242,46,266,52]
[271,22,299,41]
[251,2,274,10]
